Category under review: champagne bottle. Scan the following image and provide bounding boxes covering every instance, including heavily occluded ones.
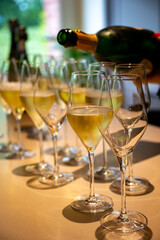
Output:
[8,18,19,60]
[8,19,28,61]
[18,26,28,62]
[8,19,28,82]
[57,26,160,74]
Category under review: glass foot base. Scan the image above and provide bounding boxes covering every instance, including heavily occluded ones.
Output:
[100,210,148,233]
[94,167,119,181]
[13,149,35,159]
[71,194,113,213]
[0,143,18,159]
[45,146,70,156]
[59,146,78,156]
[0,143,19,152]
[25,162,53,175]
[111,176,151,195]
[39,172,74,187]
[62,154,88,166]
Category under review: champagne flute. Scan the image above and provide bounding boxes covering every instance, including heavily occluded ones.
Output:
[59,59,89,166]
[28,53,55,66]
[88,61,119,181]
[113,63,151,195]
[98,74,148,232]
[34,63,74,186]
[67,70,113,213]
[0,96,19,154]
[0,58,35,159]
[20,60,52,174]
[0,60,18,155]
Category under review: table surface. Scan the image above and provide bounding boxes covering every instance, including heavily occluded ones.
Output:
[0,110,160,240]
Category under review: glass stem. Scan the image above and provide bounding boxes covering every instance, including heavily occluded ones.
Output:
[63,117,69,148]
[16,118,23,151]
[102,138,108,169]
[38,128,45,164]
[88,150,95,200]
[127,152,134,183]
[52,134,59,176]
[118,156,128,221]
[7,114,12,145]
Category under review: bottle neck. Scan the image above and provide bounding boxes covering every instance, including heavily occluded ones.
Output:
[18,39,28,61]
[9,29,19,59]
[73,30,98,53]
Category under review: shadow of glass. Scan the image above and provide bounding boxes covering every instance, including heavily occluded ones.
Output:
[95,225,153,240]
[62,205,113,223]
[131,140,160,164]
[12,164,35,177]
[0,151,17,160]
[95,140,160,170]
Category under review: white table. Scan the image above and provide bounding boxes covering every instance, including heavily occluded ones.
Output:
[0,111,159,240]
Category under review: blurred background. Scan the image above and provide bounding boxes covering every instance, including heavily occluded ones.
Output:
[0,0,159,59]
[0,0,159,123]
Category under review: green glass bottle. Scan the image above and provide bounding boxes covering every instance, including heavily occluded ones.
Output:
[18,26,28,62]
[57,26,160,74]
[8,18,19,60]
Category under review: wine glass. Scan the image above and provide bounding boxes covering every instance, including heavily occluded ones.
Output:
[0,60,18,156]
[20,60,52,174]
[0,96,19,155]
[113,63,151,195]
[28,53,55,66]
[34,63,74,186]
[88,61,119,181]
[98,74,148,232]
[59,58,89,166]
[0,58,35,159]
[67,70,113,213]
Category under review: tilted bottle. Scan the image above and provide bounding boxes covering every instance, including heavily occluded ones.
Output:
[57,26,160,75]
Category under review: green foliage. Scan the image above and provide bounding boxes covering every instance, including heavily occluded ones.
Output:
[0,0,43,28]
[0,25,48,60]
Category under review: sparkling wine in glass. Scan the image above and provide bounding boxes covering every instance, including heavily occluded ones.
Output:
[88,61,120,181]
[20,60,52,174]
[98,74,148,232]
[34,63,74,186]
[59,59,89,166]
[113,63,151,195]
[67,70,113,213]
[0,59,35,159]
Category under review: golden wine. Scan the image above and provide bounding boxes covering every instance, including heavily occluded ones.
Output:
[67,105,113,151]
[85,90,123,113]
[110,91,123,113]
[20,92,44,129]
[60,87,86,104]
[0,82,29,119]
[34,90,56,116]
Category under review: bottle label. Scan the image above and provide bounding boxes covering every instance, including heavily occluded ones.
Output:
[74,30,98,53]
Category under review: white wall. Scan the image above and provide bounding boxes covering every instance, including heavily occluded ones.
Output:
[60,0,106,33]
[108,0,160,32]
